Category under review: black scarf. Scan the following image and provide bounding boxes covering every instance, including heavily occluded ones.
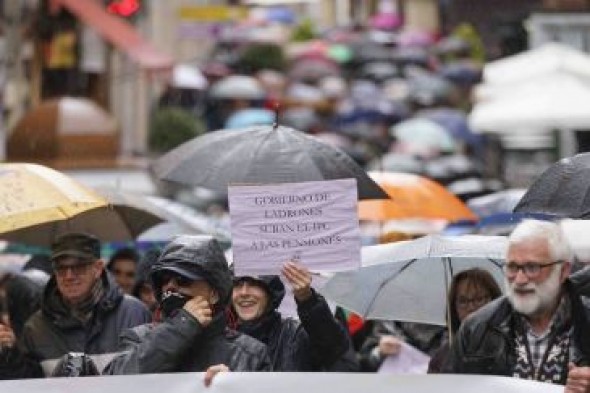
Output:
[237,310,282,345]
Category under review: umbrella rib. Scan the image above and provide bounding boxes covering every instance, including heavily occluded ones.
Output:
[364,258,416,318]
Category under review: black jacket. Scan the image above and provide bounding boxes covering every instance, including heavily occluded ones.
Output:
[235,277,358,372]
[444,276,590,380]
[104,311,270,374]
[0,272,151,379]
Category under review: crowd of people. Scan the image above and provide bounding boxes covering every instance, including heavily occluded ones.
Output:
[0,219,589,392]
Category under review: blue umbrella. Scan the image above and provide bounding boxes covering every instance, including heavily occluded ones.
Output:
[224,108,275,129]
[417,108,485,152]
[475,212,557,236]
[266,7,296,24]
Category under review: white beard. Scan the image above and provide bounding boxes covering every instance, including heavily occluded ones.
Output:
[505,265,562,317]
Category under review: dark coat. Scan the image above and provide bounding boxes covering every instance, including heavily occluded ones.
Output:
[235,276,359,372]
[0,272,151,379]
[5,275,44,339]
[443,277,590,381]
[104,311,270,374]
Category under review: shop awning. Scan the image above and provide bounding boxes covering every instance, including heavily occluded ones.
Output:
[52,0,173,70]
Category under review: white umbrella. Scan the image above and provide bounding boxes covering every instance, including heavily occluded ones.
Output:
[469,73,590,132]
[209,75,266,100]
[319,235,507,325]
[483,42,590,85]
[138,196,231,242]
[171,64,208,90]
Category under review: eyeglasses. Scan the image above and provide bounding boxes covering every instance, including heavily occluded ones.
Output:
[53,259,94,277]
[502,260,564,278]
[456,295,490,310]
[159,272,193,287]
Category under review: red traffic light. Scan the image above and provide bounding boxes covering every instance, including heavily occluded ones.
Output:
[107,0,140,17]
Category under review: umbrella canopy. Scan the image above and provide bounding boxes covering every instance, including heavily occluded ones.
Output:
[396,30,435,48]
[469,73,590,132]
[137,195,231,242]
[358,171,477,221]
[225,108,275,129]
[370,12,402,30]
[289,57,341,83]
[358,61,401,83]
[0,163,107,235]
[468,189,527,218]
[483,42,590,85]
[391,118,457,154]
[171,64,208,90]
[351,42,392,64]
[416,108,484,151]
[0,187,167,246]
[153,125,389,200]
[320,235,507,324]
[367,153,425,174]
[8,97,118,162]
[423,154,482,185]
[514,153,590,219]
[209,75,266,100]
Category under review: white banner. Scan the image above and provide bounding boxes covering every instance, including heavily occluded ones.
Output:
[0,372,564,393]
[229,179,361,276]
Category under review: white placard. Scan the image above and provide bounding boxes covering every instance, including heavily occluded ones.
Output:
[229,179,361,275]
[0,371,565,393]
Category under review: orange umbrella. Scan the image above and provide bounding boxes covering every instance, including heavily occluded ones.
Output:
[358,171,477,221]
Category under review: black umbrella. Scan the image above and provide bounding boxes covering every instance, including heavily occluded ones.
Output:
[152,125,389,200]
[514,153,590,219]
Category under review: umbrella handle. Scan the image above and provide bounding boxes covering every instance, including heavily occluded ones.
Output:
[273,102,280,130]
[443,257,454,345]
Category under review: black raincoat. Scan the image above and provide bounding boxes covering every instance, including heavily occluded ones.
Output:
[104,235,270,374]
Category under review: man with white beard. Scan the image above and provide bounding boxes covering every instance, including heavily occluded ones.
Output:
[444,220,590,392]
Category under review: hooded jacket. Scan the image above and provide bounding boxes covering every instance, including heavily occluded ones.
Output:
[0,272,151,379]
[443,273,590,382]
[233,276,359,371]
[104,235,270,374]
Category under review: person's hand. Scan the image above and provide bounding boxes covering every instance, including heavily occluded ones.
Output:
[0,324,16,349]
[204,364,229,387]
[566,363,590,393]
[183,296,213,327]
[378,335,402,357]
[281,261,312,302]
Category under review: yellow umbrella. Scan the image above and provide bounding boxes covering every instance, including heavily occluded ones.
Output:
[0,163,108,234]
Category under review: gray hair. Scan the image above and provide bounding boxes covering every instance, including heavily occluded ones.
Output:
[508,219,573,262]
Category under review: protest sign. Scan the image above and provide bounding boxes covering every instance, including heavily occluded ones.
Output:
[229,179,360,275]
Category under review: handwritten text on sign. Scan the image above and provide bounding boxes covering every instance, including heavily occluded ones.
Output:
[229,179,361,275]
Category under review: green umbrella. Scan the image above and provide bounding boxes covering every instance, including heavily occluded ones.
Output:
[327,44,353,63]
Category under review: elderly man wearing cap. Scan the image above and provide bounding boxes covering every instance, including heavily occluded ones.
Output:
[0,233,151,379]
[104,235,270,378]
